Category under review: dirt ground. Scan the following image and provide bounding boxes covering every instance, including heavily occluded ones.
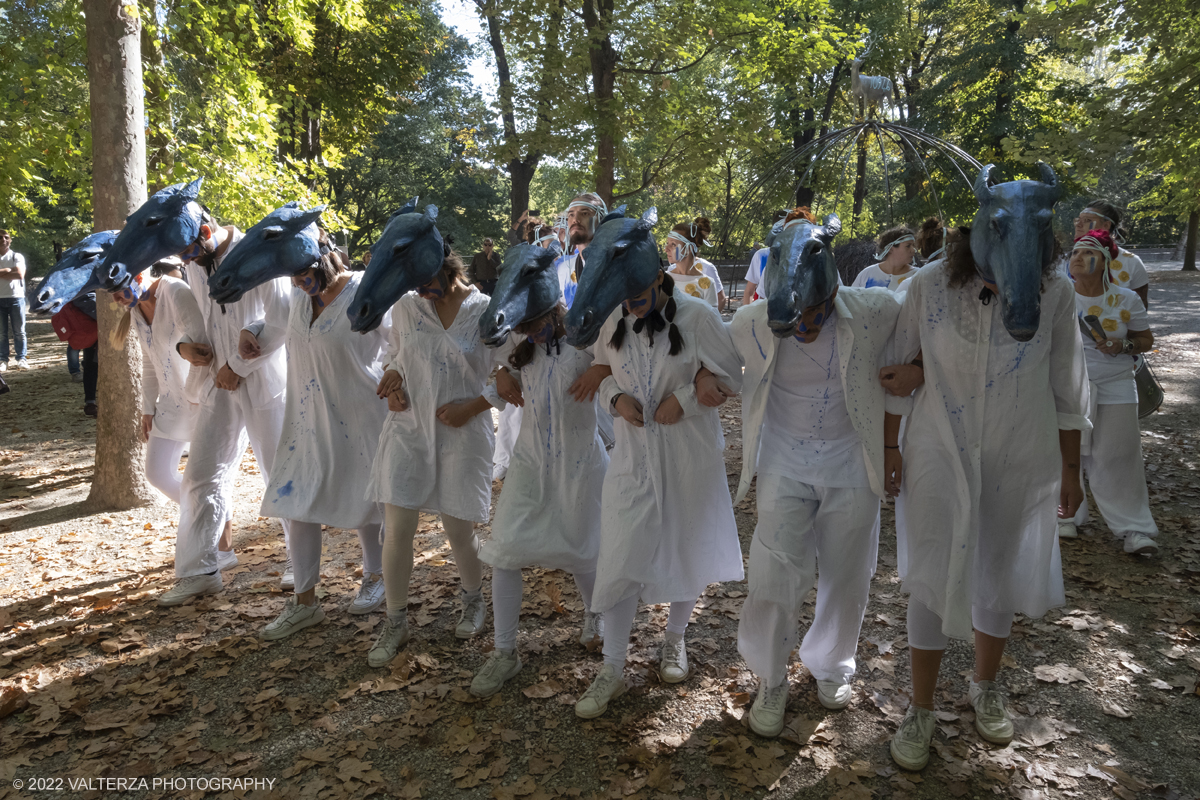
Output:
[1,272,1198,800]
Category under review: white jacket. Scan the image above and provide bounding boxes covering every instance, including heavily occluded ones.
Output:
[731,287,907,503]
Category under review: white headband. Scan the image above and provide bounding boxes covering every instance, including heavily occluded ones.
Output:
[567,197,609,218]
[1080,208,1117,228]
[1072,235,1112,266]
[533,225,557,247]
[666,230,698,257]
[875,234,915,261]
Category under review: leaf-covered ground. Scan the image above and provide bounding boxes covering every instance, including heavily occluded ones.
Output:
[2,271,1199,800]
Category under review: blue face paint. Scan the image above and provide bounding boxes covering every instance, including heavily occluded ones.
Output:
[527,320,555,344]
[794,295,834,343]
[115,281,144,310]
[296,273,322,297]
[624,285,658,318]
[416,277,445,300]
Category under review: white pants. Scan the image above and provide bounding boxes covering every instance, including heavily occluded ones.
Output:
[493,404,521,471]
[1069,403,1158,538]
[146,435,186,504]
[288,521,384,595]
[175,386,288,578]
[492,567,596,651]
[738,474,879,688]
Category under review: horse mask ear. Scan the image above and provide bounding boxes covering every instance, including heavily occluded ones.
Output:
[181,178,203,201]
[292,205,326,230]
[1036,162,1063,201]
[974,164,997,206]
[637,206,658,230]
[820,213,842,242]
[424,204,439,220]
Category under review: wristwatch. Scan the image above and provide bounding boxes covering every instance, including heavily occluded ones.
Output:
[1120,338,1135,355]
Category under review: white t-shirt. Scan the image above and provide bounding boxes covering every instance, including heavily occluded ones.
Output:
[696,258,724,296]
[555,250,580,309]
[1110,248,1148,291]
[0,250,25,298]
[1075,287,1149,404]
[671,271,719,307]
[851,263,919,293]
[744,248,769,299]
[757,309,870,488]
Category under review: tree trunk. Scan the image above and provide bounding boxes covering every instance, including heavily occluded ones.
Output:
[84,0,156,510]
[1183,210,1199,272]
[852,99,867,231]
[583,0,618,205]
[508,155,539,245]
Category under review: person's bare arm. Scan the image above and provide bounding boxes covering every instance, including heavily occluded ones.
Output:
[1135,285,1149,311]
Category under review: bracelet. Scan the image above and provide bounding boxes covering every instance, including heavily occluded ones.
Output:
[884,445,900,450]
[611,393,624,408]
[1120,338,1135,355]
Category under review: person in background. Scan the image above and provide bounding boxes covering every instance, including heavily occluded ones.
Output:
[470,238,502,296]
[67,347,83,382]
[1072,201,1150,310]
[51,290,99,416]
[0,229,29,371]
[915,218,945,262]
[742,210,794,306]
[852,226,919,293]
[666,217,728,311]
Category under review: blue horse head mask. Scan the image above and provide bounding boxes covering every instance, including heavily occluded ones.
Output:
[100,178,206,290]
[563,206,660,348]
[347,198,446,333]
[479,240,564,347]
[764,214,842,337]
[207,203,328,304]
[971,163,1062,342]
[29,230,118,315]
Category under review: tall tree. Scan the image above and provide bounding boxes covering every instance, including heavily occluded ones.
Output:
[83,0,155,509]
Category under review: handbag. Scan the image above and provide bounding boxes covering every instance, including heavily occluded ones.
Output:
[1134,355,1164,418]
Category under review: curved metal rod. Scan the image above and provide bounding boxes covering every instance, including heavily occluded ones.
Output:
[878,125,948,232]
[871,121,895,225]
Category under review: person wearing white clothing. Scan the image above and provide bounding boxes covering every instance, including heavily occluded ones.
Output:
[160,219,293,606]
[666,217,726,310]
[0,230,28,370]
[236,246,391,640]
[740,210,792,306]
[473,294,610,697]
[730,286,905,737]
[1072,200,1149,309]
[111,264,204,504]
[883,222,1089,770]
[851,226,919,293]
[1059,229,1158,555]
[366,254,506,667]
[574,274,744,719]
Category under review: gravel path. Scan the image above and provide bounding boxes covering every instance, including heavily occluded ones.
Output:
[1,273,1198,800]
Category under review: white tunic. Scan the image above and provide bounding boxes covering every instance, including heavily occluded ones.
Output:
[366,287,502,523]
[1075,287,1147,405]
[891,262,1090,640]
[181,230,290,410]
[481,343,608,573]
[591,293,744,611]
[260,273,390,529]
[851,264,919,293]
[132,276,204,442]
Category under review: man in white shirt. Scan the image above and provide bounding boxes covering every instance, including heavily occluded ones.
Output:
[741,211,789,306]
[0,230,29,370]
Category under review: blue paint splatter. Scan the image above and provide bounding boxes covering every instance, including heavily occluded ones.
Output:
[277,480,294,496]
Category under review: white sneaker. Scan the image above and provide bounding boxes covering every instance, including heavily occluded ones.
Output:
[455,589,487,638]
[217,550,238,571]
[368,617,410,667]
[158,573,223,606]
[16,359,29,370]
[580,611,604,647]
[280,557,295,590]
[575,664,627,719]
[71,372,83,383]
[748,680,789,737]
[1057,522,1078,539]
[1123,532,1159,556]
[0,362,7,372]
[262,598,325,641]
[492,463,508,482]
[890,706,936,771]
[659,631,689,683]
[817,679,853,710]
[348,573,385,615]
[969,680,1014,745]
[470,648,523,697]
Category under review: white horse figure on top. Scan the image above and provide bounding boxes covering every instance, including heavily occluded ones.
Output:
[851,38,892,118]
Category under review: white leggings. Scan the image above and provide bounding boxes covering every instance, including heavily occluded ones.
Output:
[287,520,384,595]
[907,598,1014,651]
[381,505,482,619]
[491,567,596,652]
[146,436,186,504]
[601,593,697,671]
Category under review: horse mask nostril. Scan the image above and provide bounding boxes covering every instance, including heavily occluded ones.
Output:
[108,264,123,280]
[358,302,372,319]
[495,311,505,327]
[582,310,594,328]
[38,289,53,303]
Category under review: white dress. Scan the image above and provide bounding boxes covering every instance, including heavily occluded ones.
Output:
[132,276,203,442]
[481,344,608,573]
[261,273,390,529]
[591,293,745,611]
[365,287,502,523]
[891,262,1090,640]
